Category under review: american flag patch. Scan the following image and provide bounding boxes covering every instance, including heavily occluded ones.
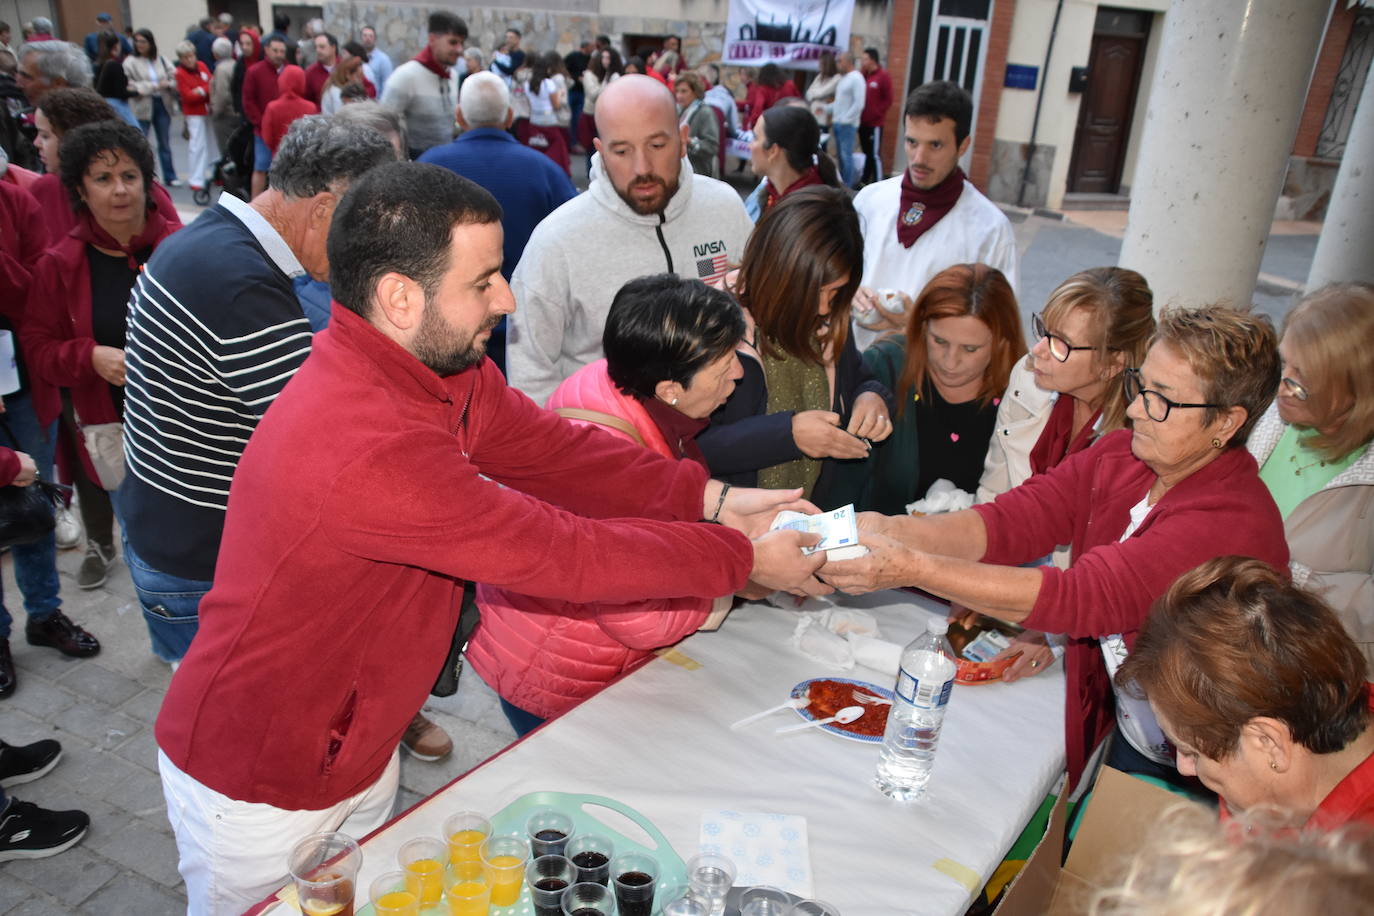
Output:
[697,253,730,281]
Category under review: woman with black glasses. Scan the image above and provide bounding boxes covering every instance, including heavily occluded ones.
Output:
[819,307,1290,790]
[978,268,1155,505]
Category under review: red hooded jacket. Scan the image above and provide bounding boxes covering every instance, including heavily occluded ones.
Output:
[262,65,318,152]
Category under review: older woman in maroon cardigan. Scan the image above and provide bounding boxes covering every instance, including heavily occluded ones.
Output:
[822,307,1291,788]
[22,120,177,590]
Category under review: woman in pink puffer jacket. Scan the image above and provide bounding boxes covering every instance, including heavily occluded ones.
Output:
[467,275,748,734]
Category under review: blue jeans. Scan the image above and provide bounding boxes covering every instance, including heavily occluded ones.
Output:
[832,123,857,188]
[0,391,61,640]
[139,97,178,183]
[122,533,212,663]
[499,696,545,737]
[253,134,273,172]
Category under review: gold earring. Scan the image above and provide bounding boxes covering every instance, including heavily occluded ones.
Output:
[1211,437,1222,449]
[1269,759,1278,771]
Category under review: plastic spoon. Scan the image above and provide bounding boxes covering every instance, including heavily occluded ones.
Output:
[730,697,807,730]
[774,706,864,735]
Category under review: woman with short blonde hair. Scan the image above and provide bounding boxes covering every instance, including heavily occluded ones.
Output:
[1249,282,1374,664]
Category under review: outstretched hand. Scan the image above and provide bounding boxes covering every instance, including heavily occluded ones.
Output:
[819,531,916,594]
[750,528,831,596]
[716,485,818,539]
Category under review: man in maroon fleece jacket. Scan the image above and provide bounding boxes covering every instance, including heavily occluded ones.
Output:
[154,162,826,914]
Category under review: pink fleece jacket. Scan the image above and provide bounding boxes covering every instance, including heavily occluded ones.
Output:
[468,359,718,719]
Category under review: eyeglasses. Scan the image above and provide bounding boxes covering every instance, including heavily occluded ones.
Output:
[1123,369,1223,422]
[1032,313,1098,363]
[1281,377,1309,401]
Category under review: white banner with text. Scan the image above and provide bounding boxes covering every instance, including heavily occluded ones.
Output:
[722,0,855,71]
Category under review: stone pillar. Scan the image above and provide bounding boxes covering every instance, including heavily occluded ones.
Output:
[1307,57,1374,290]
[1118,1,1331,311]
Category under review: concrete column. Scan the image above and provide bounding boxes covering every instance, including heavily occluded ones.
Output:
[1307,57,1374,290]
[1118,1,1331,311]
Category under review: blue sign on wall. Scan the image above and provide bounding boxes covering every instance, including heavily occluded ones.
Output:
[1004,64,1039,90]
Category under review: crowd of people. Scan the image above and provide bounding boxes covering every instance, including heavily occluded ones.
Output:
[0,12,1370,916]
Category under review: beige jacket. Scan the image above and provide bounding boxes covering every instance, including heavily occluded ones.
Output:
[1249,402,1374,666]
[123,54,179,121]
[977,358,1055,505]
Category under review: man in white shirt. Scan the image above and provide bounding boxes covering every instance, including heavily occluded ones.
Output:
[831,51,865,189]
[851,79,1018,350]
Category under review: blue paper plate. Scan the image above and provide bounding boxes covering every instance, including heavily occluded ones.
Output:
[789,677,893,744]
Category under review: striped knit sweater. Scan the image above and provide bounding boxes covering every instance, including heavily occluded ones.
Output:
[117,196,312,581]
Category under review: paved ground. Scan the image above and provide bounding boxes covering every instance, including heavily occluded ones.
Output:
[0,130,1319,913]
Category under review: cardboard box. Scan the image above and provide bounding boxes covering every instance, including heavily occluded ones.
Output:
[995,767,1208,915]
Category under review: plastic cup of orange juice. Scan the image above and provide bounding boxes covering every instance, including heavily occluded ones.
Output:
[480,833,531,906]
[369,871,419,916]
[398,836,448,908]
[443,869,493,916]
[444,811,492,881]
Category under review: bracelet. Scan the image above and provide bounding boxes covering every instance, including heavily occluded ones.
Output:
[709,482,730,523]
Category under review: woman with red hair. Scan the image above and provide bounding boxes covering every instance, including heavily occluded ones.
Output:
[857,262,1026,513]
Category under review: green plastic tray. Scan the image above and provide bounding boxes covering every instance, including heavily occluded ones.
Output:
[357,790,687,915]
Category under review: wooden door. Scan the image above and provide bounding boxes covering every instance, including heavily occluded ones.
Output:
[1068,32,1145,193]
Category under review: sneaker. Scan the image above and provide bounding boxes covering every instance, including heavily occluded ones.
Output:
[0,640,13,698]
[77,540,114,590]
[0,739,61,787]
[54,506,82,550]
[166,178,183,187]
[400,711,452,762]
[25,611,100,658]
[0,798,89,861]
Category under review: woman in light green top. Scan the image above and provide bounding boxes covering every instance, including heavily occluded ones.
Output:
[1250,283,1374,664]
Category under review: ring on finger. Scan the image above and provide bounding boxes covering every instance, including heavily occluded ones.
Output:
[1029,660,1040,669]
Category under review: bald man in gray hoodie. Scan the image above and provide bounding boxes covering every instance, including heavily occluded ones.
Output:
[508,75,753,405]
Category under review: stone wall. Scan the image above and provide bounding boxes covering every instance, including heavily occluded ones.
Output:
[325,2,889,97]
[986,138,1055,209]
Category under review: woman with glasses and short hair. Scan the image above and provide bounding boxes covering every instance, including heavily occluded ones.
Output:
[820,307,1291,790]
[1247,283,1374,666]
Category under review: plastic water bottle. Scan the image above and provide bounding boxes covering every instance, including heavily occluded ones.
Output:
[875,617,956,800]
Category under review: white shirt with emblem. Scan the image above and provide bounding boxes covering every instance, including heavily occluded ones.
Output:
[851,174,1019,350]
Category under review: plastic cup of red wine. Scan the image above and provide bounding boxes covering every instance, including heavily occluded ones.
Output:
[560,881,615,916]
[526,807,577,858]
[526,854,577,916]
[565,832,615,886]
[611,851,658,916]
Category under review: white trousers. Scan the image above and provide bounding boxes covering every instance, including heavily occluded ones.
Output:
[158,748,400,916]
[185,115,211,190]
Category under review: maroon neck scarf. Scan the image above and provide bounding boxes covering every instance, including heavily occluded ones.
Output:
[70,204,170,270]
[764,165,823,211]
[896,166,965,248]
[414,46,450,80]
[641,396,709,467]
[1029,394,1102,477]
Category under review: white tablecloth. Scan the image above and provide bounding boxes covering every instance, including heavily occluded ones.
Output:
[261,591,1065,915]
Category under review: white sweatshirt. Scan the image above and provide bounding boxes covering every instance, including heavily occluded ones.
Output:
[380,59,459,153]
[508,154,753,404]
